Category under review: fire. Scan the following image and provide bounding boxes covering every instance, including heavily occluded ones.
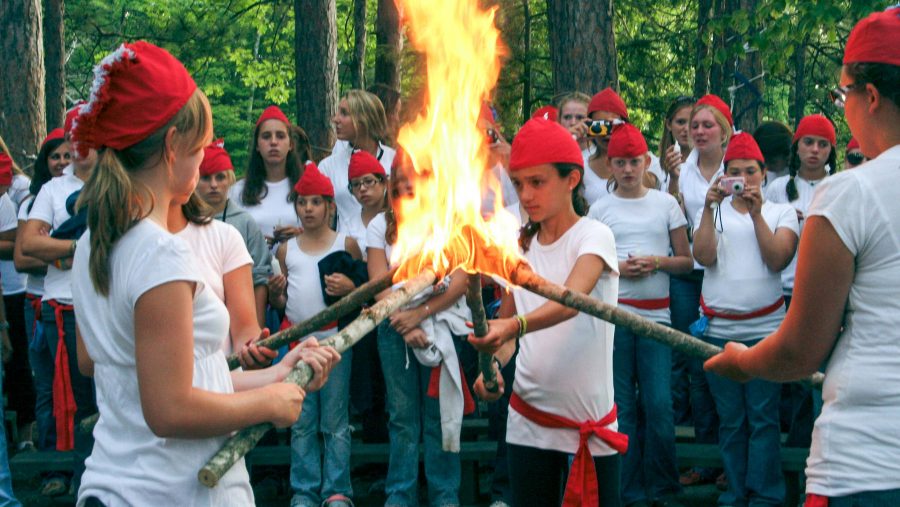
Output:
[391,0,522,283]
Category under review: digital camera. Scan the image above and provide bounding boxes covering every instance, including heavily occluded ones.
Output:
[719,176,746,195]
[584,119,615,138]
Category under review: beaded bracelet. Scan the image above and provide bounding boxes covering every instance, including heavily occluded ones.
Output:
[515,314,528,338]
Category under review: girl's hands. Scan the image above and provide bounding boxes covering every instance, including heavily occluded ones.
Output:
[737,185,764,217]
[264,383,306,428]
[468,317,519,355]
[402,328,431,349]
[278,338,342,392]
[473,361,505,402]
[237,328,278,370]
[704,175,726,209]
[389,308,426,336]
[324,273,356,297]
[703,341,752,383]
[664,145,683,178]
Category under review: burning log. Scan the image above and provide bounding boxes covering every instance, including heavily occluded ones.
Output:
[507,263,825,388]
[465,273,499,393]
[224,267,398,370]
[198,270,437,488]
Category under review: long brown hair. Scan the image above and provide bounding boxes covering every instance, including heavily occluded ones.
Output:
[78,90,212,295]
[518,163,588,253]
[658,96,695,172]
[240,117,304,207]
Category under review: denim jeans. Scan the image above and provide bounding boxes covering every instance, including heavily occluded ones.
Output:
[377,320,460,507]
[25,296,55,451]
[818,488,900,507]
[290,347,353,506]
[705,336,784,507]
[613,325,681,505]
[669,274,719,446]
[43,301,97,492]
[0,352,22,506]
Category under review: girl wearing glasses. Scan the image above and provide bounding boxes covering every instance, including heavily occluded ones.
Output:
[320,90,395,238]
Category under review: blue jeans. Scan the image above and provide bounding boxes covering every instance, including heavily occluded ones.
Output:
[705,337,784,507]
[25,296,55,452]
[821,488,900,507]
[43,301,97,492]
[670,274,719,446]
[290,347,353,506]
[0,352,22,506]
[377,320,460,507]
[613,325,681,504]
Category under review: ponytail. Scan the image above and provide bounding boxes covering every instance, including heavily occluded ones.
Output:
[786,141,800,202]
[518,163,587,253]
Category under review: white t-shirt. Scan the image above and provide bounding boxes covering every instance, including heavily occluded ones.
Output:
[17,197,44,296]
[647,152,668,190]
[0,193,25,295]
[678,148,724,270]
[589,190,686,323]
[582,150,611,206]
[284,233,347,338]
[481,163,519,216]
[28,171,85,304]
[764,174,826,294]
[507,217,620,456]
[72,220,253,507]
[365,212,393,265]
[228,178,299,240]
[9,173,30,208]
[319,142,395,236]
[804,145,900,497]
[175,221,253,304]
[694,199,799,340]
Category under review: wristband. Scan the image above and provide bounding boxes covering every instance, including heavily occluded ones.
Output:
[654,256,661,273]
[70,240,77,256]
[515,314,528,339]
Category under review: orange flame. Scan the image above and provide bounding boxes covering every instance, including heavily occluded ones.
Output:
[392,0,522,282]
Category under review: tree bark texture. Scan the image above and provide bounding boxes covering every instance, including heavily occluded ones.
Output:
[693,0,712,98]
[43,0,66,132]
[732,0,763,133]
[546,0,618,96]
[466,274,498,393]
[520,0,533,120]
[0,0,47,169]
[790,39,807,127]
[707,0,730,100]
[199,270,436,488]
[351,0,367,90]
[373,0,402,90]
[294,0,338,159]
[507,262,824,388]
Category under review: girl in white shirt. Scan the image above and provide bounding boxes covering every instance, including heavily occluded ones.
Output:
[346,150,388,258]
[692,133,799,507]
[320,90,395,236]
[470,118,623,507]
[67,41,338,507]
[269,165,361,507]
[230,105,305,246]
[589,124,693,506]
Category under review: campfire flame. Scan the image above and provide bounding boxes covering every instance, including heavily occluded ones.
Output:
[392,0,522,282]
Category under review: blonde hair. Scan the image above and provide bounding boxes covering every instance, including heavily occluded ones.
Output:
[554,91,591,114]
[0,135,24,175]
[344,90,389,145]
[78,89,213,295]
[690,104,733,147]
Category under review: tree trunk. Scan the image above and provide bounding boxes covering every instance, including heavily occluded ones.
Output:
[693,0,712,98]
[546,0,618,95]
[294,0,338,159]
[351,0,367,90]
[790,38,807,127]
[521,0,532,119]
[707,0,729,100]
[0,0,47,169]
[374,0,402,90]
[731,0,763,133]
[43,0,65,132]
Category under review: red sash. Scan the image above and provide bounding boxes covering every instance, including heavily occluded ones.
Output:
[700,295,784,321]
[47,299,76,451]
[804,494,828,507]
[426,365,475,415]
[25,293,42,344]
[282,317,338,350]
[510,392,628,507]
[618,297,670,310]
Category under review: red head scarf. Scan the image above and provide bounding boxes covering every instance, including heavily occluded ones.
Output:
[509,118,583,171]
[294,162,334,197]
[42,129,65,147]
[0,154,13,186]
[847,137,860,150]
[724,132,765,165]
[607,124,648,159]
[348,150,386,180]
[793,114,836,146]
[695,94,734,127]
[531,105,559,122]
[64,102,86,137]
[256,105,291,127]
[199,139,233,176]
[844,7,900,66]
[587,88,628,120]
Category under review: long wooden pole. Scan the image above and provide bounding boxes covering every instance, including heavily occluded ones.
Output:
[198,270,436,488]
[507,263,825,388]
[465,273,499,393]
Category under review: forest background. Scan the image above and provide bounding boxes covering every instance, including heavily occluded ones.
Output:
[0,0,889,173]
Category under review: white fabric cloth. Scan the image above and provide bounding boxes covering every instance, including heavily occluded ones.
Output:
[365,212,393,264]
[175,221,252,304]
[678,149,724,270]
[17,197,44,296]
[319,142,395,236]
[589,189,686,323]
[28,170,85,304]
[0,193,25,295]
[9,173,30,208]
[804,145,900,497]
[344,214,370,262]
[228,177,299,240]
[582,150,611,206]
[481,162,519,216]
[283,232,347,338]
[72,220,254,507]
[647,152,668,190]
[507,217,620,456]
[764,174,826,294]
[693,198,799,341]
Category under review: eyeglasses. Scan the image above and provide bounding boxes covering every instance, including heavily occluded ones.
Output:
[846,152,866,166]
[348,177,382,191]
[829,83,864,109]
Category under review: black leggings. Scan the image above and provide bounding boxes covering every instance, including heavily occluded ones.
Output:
[508,443,621,507]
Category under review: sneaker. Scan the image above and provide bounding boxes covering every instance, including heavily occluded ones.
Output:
[716,472,728,491]
[16,441,35,453]
[322,494,354,507]
[679,469,712,487]
[40,476,68,497]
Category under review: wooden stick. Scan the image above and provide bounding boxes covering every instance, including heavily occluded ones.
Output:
[198,270,436,488]
[507,263,825,388]
[224,267,397,370]
[465,273,498,393]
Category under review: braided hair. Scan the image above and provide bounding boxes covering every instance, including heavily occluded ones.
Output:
[785,140,837,202]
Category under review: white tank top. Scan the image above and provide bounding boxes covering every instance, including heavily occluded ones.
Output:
[284,232,347,338]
